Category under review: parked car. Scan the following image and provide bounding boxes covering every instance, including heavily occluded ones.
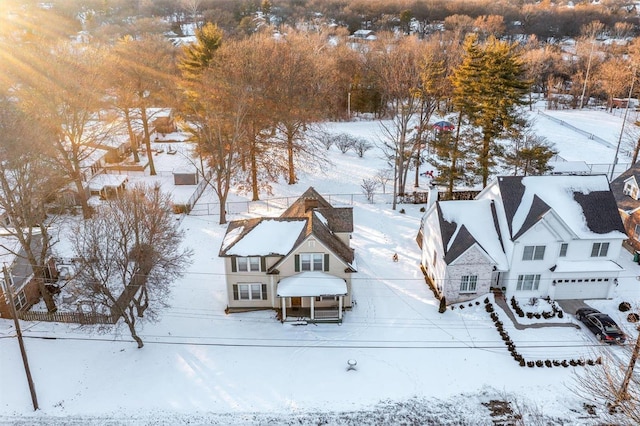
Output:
[575,308,626,344]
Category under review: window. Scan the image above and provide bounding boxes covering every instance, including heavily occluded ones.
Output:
[14,290,27,310]
[516,274,541,291]
[522,245,545,261]
[234,283,267,301]
[459,275,478,293]
[559,243,568,257]
[634,224,640,240]
[236,257,261,272]
[591,242,609,257]
[301,253,324,271]
[432,251,437,266]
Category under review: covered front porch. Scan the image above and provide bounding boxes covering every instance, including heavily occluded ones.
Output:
[277,271,348,323]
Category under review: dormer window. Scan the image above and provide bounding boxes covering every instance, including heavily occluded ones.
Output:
[236,256,261,272]
[623,179,639,200]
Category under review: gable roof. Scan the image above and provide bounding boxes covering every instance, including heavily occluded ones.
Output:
[219,187,355,268]
[610,161,640,213]
[436,199,508,270]
[281,187,353,233]
[496,175,625,239]
[219,218,307,257]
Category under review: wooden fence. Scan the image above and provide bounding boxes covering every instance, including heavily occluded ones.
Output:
[18,310,117,325]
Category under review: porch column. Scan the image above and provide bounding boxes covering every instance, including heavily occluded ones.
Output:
[338,296,343,320]
[310,296,315,320]
[270,276,276,308]
[281,297,287,322]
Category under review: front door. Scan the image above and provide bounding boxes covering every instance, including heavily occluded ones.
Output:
[291,297,302,308]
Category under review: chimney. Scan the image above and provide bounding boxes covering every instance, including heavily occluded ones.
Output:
[304,197,319,212]
[427,184,438,210]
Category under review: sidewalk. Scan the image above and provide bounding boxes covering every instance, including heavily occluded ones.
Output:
[494,296,580,331]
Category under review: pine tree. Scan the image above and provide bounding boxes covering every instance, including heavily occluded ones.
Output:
[503,133,557,176]
[178,22,223,80]
[451,34,531,187]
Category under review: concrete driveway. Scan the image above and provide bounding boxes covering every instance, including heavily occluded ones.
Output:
[557,300,590,315]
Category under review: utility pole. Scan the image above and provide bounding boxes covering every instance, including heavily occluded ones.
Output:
[579,41,595,109]
[610,67,636,181]
[2,264,39,411]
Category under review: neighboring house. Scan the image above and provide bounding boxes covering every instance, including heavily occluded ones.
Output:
[219,187,356,322]
[0,233,55,318]
[351,29,377,41]
[610,161,640,252]
[417,175,627,305]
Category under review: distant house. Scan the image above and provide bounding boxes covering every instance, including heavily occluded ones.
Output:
[417,175,627,305]
[546,160,592,176]
[219,187,356,322]
[351,29,377,41]
[610,161,640,252]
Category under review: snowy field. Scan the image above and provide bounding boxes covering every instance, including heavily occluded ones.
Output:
[1,106,639,425]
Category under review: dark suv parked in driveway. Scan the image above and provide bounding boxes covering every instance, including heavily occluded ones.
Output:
[575,308,626,344]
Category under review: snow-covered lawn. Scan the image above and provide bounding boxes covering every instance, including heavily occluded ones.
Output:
[1,107,639,425]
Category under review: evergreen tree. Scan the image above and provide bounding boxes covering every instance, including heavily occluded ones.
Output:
[450,34,531,187]
[429,113,478,198]
[503,133,557,176]
[178,22,223,80]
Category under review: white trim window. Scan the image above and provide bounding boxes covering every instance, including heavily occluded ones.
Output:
[635,224,640,240]
[237,256,260,272]
[234,283,267,301]
[14,290,27,310]
[522,245,545,261]
[559,243,568,257]
[459,275,478,293]
[301,253,324,271]
[590,242,609,257]
[516,274,541,291]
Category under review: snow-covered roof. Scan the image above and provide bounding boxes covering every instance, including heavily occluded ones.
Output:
[0,234,21,265]
[547,161,591,175]
[553,259,624,273]
[497,175,626,240]
[276,271,347,297]
[223,219,306,256]
[438,199,508,270]
[88,174,127,192]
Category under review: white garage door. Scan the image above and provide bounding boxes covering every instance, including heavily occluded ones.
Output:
[553,281,611,300]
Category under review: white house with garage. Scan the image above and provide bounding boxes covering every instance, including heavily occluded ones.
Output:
[219,187,356,322]
[417,175,627,305]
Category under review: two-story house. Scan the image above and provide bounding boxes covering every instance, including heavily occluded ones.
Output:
[219,187,356,322]
[610,161,640,253]
[417,175,627,305]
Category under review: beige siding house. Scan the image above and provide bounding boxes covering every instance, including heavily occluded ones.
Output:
[219,187,356,323]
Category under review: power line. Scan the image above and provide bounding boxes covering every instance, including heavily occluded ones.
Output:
[17,333,616,351]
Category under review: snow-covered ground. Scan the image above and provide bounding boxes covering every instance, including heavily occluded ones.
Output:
[1,106,639,425]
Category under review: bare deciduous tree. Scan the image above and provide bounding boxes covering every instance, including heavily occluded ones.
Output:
[70,184,192,348]
[572,342,640,425]
[17,42,109,219]
[374,169,393,194]
[0,96,64,313]
[361,178,378,203]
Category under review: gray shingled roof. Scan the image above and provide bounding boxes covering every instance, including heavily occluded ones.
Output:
[512,195,551,240]
[610,161,640,214]
[573,191,626,234]
[497,175,625,239]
